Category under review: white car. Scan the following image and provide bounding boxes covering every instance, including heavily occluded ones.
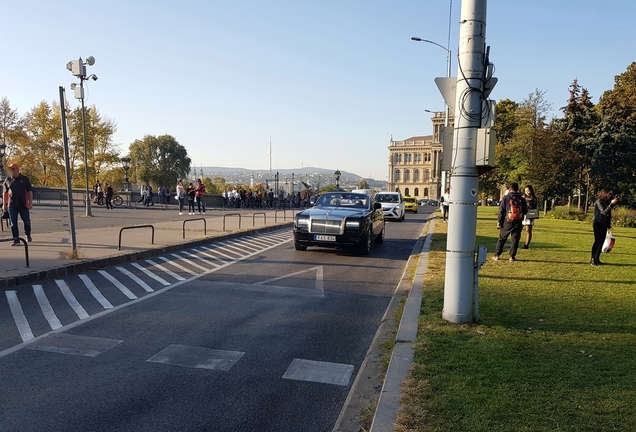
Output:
[374,192,405,221]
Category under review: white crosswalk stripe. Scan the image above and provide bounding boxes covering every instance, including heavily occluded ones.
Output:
[199,245,237,261]
[131,262,171,286]
[145,259,186,281]
[157,256,198,275]
[55,280,89,320]
[98,270,138,299]
[169,253,209,271]
[79,274,114,309]
[189,248,224,265]
[6,290,34,341]
[116,266,154,293]
[33,285,63,329]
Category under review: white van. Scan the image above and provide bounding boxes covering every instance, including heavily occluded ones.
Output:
[373,192,405,221]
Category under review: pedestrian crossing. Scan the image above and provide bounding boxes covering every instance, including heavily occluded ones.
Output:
[0,229,291,354]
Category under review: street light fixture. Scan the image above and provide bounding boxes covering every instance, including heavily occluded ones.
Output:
[67,56,97,216]
[121,157,131,191]
[0,143,6,182]
[411,36,452,195]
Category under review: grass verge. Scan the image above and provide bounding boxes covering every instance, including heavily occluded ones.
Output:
[395,207,636,432]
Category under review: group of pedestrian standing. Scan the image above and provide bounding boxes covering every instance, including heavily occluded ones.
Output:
[174,179,205,215]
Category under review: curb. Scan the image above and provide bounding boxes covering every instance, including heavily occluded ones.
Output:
[333,219,433,432]
[0,223,293,291]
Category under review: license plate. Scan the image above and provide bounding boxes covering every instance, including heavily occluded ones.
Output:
[314,235,336,241]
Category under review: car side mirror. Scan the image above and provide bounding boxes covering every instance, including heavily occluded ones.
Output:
[373,202,382,210]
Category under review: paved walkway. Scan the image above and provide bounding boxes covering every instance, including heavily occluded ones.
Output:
[0,203,294,289]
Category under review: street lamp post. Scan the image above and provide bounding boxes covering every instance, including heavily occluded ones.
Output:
[411,36,452,195]
[121,157,131,191]
[0,143,6,182]
[334,169,341,189]
[67,56,98,217]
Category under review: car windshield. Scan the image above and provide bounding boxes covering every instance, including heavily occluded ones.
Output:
[405,198,416,203]
[315,193,370,208]
[375,193,400,203]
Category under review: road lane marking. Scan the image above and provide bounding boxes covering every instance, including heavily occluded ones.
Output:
[145,259,186,281]
[116,266,154,293]
[55,280,89,320]
[158,256,198,275]
[283,358,354,386]
[6,291,34,341]
[168,254,208,272]
[33,285,63,329]
[26,333,123,357]
[216,240,255,254]
[189,248,224,265]
[255,266,324,297]
[180,250,218,268]
[78,274,114,309]
[147,344,244,371]
[131,262,171,286]
[0,229,291,359]
[199,245,238,261]
[97,270,138,299]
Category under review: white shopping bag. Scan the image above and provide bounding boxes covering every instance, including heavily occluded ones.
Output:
[602,231,615,253]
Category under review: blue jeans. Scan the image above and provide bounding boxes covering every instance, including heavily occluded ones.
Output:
[8,206,31,239]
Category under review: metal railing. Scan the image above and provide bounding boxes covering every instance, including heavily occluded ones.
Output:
[0,237,29,267]
[222,213,241,231]
[252,212,266,227]
[182,218,207,239]
[118,225,155,250]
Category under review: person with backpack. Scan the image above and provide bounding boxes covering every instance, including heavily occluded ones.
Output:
[492,182,527,262]
[104,183,114,209]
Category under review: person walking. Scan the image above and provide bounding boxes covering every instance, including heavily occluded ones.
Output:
[590,188,618,266]
[195,179,206,214]
[105,183,114,209]
[522,185,537,249]
[2,163,34,245]
[187,182,196,215]
[176,180,186,215]
[492,182,527,262]
[441,188,450,222]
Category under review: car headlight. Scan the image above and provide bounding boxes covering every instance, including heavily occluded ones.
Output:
[295,218,309,229]
[345,219,360,229]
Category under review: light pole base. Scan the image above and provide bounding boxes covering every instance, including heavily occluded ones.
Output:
[85,198,93,216]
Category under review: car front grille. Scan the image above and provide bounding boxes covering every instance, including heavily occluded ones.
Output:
[310,219,342,234]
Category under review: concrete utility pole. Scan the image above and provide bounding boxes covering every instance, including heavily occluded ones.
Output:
[442,0,488,324]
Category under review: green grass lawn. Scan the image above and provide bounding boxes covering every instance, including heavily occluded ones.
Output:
[395,207,636,432]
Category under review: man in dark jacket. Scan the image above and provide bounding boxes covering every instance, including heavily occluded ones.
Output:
[492,182,527,262]
[2,163,34,245]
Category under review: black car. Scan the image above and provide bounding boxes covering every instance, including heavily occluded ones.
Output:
[293,192,385,255]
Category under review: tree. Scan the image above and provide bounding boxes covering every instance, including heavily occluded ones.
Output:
[356,179,370,189]
[128,134,191,189]
[588,62,636,207]
[0,97,26,165]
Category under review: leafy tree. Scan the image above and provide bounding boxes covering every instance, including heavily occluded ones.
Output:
[356,179,370,189]
[0,97,26,165]
[588,62,636,207]
[128,134,191,189]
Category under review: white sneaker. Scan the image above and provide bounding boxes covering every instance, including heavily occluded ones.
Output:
[203,212,206,215]
[492,255,499,261]
[179,212,183,215]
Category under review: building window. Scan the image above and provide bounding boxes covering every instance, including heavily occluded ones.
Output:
[404,169,410,182]
[394,169,401,181]
[425,169,430,180]
[405,188,410,196]
[415,188,419,197]
[425,188,429,197]
[414,169,420,181]
[415,153,421,163]
[424,153,431,162]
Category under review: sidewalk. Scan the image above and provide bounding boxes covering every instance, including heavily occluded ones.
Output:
[0,207,293,290]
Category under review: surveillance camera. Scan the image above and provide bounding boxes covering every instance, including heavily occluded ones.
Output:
[91,75,98,81]
[70,83,77,90]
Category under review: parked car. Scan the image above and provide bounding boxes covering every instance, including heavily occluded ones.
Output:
[403,196,418,213]
[374,192,405,221]
[293,191,385,255]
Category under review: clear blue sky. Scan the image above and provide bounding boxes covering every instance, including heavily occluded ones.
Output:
[2,1,634,180]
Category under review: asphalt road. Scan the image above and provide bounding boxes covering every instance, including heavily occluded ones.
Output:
[0,207,434,432]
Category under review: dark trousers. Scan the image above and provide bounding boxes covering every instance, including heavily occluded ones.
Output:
[442,205,449,221]
[591,221,608,263]
[178,198,185,213]
[495,220,523,258]
[105,195,113,209]
[9,206,31,239]
[188,199,195,213]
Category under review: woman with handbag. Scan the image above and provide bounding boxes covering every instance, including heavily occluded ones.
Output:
[522,185,538,249]
[591,188,619,266]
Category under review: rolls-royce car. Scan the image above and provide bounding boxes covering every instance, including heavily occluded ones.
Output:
[374,192,405,221]
[293,191,385,255]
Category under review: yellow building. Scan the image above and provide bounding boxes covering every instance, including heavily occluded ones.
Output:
[387,111,453,200]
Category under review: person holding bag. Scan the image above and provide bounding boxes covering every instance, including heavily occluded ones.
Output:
[175,180,186,215]
[590,188,618,266]
[522,185,538,249]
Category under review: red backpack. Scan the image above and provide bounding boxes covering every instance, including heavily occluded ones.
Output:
[507,195,523,221]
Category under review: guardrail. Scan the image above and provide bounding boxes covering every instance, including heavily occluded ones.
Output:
[118,225,155,250]
[35,190,66,209]
[0,237,29,267]
[274,210,289,222]
[182,218,207,239]
[252,212,266,227]
[223,213,241,231]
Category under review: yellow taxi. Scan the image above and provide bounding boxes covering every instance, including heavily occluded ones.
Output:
[403,196,418,213]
